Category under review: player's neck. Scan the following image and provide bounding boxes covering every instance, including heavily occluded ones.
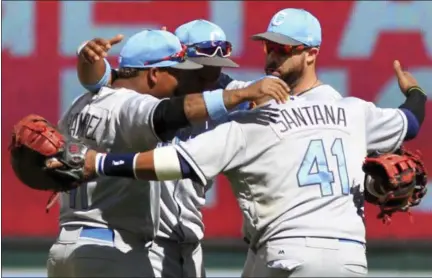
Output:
[112,78,150,95]
[290,71,320,96]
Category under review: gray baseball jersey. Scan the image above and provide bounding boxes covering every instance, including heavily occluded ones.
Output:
[156,82,344,243]
[154,122,217,243]
[58,86,162,239]
[174,95,407,249]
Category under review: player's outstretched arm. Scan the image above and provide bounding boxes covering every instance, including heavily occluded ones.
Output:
[46,122,247,186]
[363,60,427,153]
[46,148,179,184]
[152,77,289,141]
[116,77,284,146]
[76,35,123,92]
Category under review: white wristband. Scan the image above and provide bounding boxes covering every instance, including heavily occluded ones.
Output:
[153,146,182,181]
[95,153,106,176]
[76,41,89,56]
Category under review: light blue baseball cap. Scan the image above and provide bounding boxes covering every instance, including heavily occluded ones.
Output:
[252,8,321,47]
[175,19,239,68]
[119,30,202,70]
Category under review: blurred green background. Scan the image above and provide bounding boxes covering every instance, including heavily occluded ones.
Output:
[3,239,432,277]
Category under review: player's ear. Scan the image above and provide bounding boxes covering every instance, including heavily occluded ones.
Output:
[148,67,159,85]
[305,47,319,64]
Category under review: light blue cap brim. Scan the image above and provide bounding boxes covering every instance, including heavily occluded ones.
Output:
[120,59,202,70]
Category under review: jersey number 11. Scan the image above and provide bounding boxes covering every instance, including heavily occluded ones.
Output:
[297,138,350,197]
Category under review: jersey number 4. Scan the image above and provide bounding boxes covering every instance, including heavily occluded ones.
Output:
[297,138,350,197]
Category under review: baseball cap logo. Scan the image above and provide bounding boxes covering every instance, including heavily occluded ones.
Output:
[271,11,286,26]
[210,31,223,41]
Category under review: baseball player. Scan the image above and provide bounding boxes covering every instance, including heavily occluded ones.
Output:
[47,29,289,278]
[47,57,427,277]
[147,20,243,278]
[75,20,251,277]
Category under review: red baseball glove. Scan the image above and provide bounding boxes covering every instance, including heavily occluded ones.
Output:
[10,115,89,210]
[363,147,428,223]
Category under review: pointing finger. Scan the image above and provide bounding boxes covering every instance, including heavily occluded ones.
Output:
[108,34,124,48]
[393,60,404,79]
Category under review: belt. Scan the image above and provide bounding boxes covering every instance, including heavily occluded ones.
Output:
[338,238,365,246]
[79,226,154,247]
[80,227,114,242]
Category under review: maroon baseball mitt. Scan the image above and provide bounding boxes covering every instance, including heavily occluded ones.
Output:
[363,147,428,223]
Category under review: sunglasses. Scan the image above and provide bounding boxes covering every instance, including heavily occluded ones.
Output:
[187,40,233,58]
[263,41,311,55]
[144,45,187,66]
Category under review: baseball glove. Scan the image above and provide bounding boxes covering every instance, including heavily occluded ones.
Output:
[10,114,89,210]
[363,147,428,223]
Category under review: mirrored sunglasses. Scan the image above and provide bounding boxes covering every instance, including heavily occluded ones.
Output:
[187,40,233,58]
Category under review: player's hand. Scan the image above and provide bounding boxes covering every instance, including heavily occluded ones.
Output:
[240,77,291,104]
[229,104,280,126]
[80,34,124,64]
[393,60,419,95]
[44,142,96,182]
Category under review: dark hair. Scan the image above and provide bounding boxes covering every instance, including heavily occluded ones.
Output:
[117,67,140,79]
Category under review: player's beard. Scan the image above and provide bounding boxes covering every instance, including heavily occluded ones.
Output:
[265,56,306,91]
[279,63,305,91]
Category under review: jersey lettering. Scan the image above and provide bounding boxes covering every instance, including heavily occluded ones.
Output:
[67,112,102,140]
[297,138,350,197]
[278,105,347,133]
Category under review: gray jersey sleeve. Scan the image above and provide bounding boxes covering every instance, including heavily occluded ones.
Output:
[174,122,247,186]
[116,93,162,148]
[363,100,407,153]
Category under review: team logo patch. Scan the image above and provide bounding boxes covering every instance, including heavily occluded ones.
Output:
[271,11,286,26]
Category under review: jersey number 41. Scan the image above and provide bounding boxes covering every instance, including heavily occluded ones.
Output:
[297,138,350,197]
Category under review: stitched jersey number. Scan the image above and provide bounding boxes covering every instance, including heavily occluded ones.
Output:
[69,185,89,209]
[297,138,350,196]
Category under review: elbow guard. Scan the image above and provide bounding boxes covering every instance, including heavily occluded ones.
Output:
[399,87,427,124]
[153,97,189,141]
[398,87,427,140]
